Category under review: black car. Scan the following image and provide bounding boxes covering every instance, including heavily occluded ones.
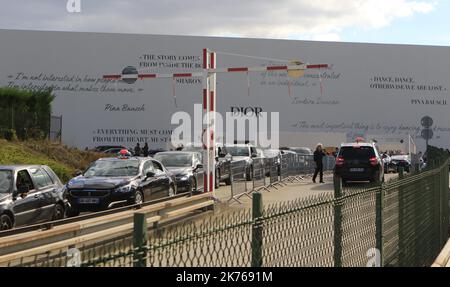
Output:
[154,151,204,193]
[94,145,126,153]
[226,144,258,181]
[334,142,384,184]
[103,148,132,155]
[66,156,176,216]
[0,165,66,230]
[182,144,232,188]
[215,146,232,186]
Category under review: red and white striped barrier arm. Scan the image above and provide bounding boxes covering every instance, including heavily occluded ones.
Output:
[102,64,328,80]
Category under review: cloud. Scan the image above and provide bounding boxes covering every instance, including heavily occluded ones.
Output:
[0,0,438,41]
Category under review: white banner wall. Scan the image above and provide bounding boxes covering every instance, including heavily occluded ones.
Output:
[0,29,449,152]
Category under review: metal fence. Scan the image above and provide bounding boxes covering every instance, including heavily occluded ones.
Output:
[49,115,62,142]
[0,107,59,141]
[228,160,249,203]
[7,147,448,267]
[228,154,335,202]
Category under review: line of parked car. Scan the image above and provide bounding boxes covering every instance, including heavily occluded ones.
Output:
[0,143,315,231]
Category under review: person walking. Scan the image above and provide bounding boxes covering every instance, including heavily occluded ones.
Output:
[143,142,149,157]
[313,143,326,183]
[134,143,142,157]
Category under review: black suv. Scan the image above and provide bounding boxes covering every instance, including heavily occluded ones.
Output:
[0,165,66,230]
[334,142,384,184]
[66,156,176,216]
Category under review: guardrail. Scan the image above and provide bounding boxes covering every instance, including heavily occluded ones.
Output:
[0,191,192,238]
[0,193,214,266]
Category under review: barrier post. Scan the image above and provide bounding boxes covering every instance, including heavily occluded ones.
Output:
[398,166,405,266]
[133,213,148,267]
[229,162,234,199]
[375,185,384,267]
[333,175,343,267]
[251,192,263,267]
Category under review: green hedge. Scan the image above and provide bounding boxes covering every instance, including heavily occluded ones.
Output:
[0,87,54,140]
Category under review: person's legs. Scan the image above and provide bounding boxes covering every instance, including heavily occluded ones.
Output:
[319,165,324,183]
[313,164,319,183]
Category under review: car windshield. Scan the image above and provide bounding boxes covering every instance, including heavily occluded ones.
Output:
[0,170,13,194]
[227,146,250,157]
[154,154,193,167]
[263,149,280,158]
[84,160,140,177]
[339,146,376,159]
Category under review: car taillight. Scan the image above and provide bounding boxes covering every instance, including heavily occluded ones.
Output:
[336,156,344,166]
[370,157,378,166]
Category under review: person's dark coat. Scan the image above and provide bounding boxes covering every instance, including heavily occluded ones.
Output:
[313,150,326,165]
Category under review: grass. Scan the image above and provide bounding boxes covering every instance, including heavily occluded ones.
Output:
[0,139,105,183]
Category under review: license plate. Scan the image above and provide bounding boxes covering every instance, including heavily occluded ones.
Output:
[350,168,364,172]
[78,198,100,204]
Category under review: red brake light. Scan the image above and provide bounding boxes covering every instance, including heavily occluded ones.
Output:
[336,156,345,166]
[370,157,378,166]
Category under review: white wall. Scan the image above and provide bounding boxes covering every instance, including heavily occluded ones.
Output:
[0,29,449,151]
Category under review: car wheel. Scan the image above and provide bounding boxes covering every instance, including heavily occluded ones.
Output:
[371,175,381,185]
[134,190,144,205]
[66,207,80,218]
[168,184,175,197]
[190,178,197,194]
[0,214,13,231]
[215,170,220,189]
[52,203,65,221]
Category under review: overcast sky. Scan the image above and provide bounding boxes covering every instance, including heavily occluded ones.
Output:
[0,0,449,45]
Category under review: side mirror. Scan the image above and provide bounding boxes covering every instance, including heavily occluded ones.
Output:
[75,170,83,176]
[218,153,226,158]
[195,164,203,170]
[251,153,258,158]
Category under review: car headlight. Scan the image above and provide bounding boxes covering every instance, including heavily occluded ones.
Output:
[177,175,189,181]
[115,184,134,193]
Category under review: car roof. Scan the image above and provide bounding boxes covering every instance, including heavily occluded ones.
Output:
[289,147,312,150]
[96,156,150,162]
[0,164,47,171]
[155,151,197,155]
[340,142,376,147]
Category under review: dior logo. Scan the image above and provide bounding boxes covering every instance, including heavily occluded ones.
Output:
[230,107,263,117]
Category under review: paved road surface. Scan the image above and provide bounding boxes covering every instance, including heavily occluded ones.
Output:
[212,173,400,214]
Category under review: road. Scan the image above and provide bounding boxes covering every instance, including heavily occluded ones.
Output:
[212,173,400,213]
